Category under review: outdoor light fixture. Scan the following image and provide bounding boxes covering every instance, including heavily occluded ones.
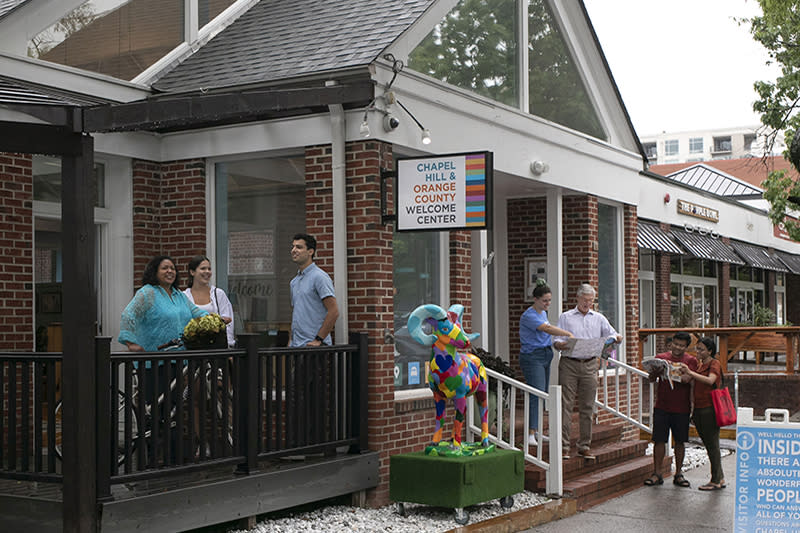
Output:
[396,99,432,145]
[530,160,549,176]
[356,53,433,145]
[359,117,371,137]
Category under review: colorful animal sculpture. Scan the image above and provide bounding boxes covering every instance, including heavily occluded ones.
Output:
[407,303,489,448]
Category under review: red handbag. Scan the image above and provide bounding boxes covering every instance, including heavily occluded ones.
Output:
[710,386,736,427]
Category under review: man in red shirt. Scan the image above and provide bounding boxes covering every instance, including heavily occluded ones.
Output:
[644,331,698,487]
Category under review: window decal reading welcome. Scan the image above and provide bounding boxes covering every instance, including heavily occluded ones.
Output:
[396,151,492,231]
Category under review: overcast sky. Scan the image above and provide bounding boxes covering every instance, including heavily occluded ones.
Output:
[582,0,781,136]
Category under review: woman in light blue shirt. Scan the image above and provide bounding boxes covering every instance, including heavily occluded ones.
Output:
[119,255,206,352]
[519,280,573,448]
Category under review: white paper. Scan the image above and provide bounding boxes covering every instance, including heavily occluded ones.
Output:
[560,337,610,359]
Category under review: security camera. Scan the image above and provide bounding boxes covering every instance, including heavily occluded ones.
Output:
[383,114,400,132]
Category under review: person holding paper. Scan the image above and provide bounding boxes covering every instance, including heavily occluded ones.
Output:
[552,283,622,460]
[678,337,725,490]
[643,331,697,487]
[519,280,574,448]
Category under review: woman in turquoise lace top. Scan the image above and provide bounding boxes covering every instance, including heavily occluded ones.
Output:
[118,255,207,352]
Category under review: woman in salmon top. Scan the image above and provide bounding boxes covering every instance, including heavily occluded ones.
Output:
[680,337,726,491]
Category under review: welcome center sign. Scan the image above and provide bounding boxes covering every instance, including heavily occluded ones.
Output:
[396,152,492,231]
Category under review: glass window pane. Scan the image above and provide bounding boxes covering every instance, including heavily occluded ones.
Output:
[703,285,716,327]
[683,257,702,277]
[702,260,715,278]
[33,155,105,207]
[597,204,618,328]
[664,139,679,156]
[670,283,682,326]
[199,0,236,28]
[753,268,764,282]
[215,157,305,346]
[670,255,680,274]
[29,0,184,81]
[776,292,785,325]
[393,232,441,390]
[408,0,518,107]
[528,0,605,139]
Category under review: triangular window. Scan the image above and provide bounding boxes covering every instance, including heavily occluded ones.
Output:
[408,0,606,140]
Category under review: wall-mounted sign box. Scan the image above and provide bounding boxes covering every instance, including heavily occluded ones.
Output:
[396,151,492,232]
[677,199,719,223]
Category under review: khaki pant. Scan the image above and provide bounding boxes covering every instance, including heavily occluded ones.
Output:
[558,356,598,452]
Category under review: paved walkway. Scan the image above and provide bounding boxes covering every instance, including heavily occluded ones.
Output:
[525,452,736,532]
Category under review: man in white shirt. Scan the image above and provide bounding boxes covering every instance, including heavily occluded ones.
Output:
[553,284,622,460]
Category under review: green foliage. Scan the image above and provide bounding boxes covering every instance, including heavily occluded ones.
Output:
[746,1,800,238]
[671,303,693,328]
[753,302,778,327]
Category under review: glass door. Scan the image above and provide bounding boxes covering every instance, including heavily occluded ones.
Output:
[639,278,655,357]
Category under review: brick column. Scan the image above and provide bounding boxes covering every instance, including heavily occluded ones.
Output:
[449,230,473,330]
[561,195,598,296]
[0,153,34,350]
[506,197,547,376]
[623,205,639,366]
[719,262,731,327]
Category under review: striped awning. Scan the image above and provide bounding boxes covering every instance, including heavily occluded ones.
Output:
[777,251,800,275]
[730,241,787,272]
[637,221,684,254]
[671,228,745,265]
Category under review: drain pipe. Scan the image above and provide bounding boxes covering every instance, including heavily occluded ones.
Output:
[327,80,349,342]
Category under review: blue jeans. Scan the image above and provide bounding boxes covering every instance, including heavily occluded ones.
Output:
[519,347,553,432]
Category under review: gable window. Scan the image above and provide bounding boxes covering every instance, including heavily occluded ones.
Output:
[689,137,703,153]
[408,0,606,140]
[664,139,679,156]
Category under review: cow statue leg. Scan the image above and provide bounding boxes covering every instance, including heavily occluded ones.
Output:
[452,396,467,448]
[474,384,490,447]
[431,390,447,445]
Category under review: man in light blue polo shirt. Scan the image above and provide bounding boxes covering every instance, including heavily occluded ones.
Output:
[289,233,339,347]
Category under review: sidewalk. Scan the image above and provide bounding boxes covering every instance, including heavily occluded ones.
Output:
[524,452,736,532]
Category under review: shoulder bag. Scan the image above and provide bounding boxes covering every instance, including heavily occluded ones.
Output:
[709,362,736,427]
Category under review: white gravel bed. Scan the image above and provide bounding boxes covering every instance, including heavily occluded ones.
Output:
[231,490,549,533]
[233,443,731,533]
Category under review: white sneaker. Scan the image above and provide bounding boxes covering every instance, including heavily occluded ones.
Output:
[528,433,538,447]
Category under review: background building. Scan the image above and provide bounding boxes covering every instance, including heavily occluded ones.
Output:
[641,125,786,165]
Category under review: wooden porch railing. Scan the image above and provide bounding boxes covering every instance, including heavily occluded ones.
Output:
[0,332,369,494]
[638,327,800,374]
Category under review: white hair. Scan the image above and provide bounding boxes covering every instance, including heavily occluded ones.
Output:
[576,283,596,298]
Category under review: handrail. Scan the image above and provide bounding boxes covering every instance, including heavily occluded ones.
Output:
[596,358,654,434]
[465,367,562,496]
[638,327,800,374]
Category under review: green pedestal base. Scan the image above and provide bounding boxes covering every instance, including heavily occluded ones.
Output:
[389,448,524,509]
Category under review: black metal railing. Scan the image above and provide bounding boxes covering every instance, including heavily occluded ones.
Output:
[0,332,369,492]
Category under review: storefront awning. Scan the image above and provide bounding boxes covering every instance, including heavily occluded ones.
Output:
[671,228,745,265]
[637,221,683,254]
[777,251,800,275]
[730,241,787,272]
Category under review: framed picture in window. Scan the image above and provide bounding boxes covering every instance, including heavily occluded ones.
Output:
[524,257,547,302]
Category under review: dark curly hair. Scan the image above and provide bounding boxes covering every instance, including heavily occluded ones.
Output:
[142,255,179,290]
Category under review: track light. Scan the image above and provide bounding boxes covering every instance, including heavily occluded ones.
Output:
[421,129,432,145]
[396,99,432,146]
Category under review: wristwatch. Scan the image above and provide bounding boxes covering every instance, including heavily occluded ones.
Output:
[314,335,324,343]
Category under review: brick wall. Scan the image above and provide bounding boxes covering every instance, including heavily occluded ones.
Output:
[562,195,598,294]
[0,153,34,350]
[131,159,206,285]
[507,197,547,376]
[450,230,473,330]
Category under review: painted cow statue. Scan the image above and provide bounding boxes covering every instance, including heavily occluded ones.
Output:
[407,303,489,448]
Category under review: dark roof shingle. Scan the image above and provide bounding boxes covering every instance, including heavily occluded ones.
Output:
[154,0,435,92]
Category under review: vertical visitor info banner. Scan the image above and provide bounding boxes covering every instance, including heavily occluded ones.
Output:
[396,152,491,231]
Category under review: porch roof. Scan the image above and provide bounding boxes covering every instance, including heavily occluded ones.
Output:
[670,228,745,265]
[777,251,800,275]
[637,220,683,254]
[730,241,788,272]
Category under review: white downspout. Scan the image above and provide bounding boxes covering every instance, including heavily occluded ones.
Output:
[327,81,349,342]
